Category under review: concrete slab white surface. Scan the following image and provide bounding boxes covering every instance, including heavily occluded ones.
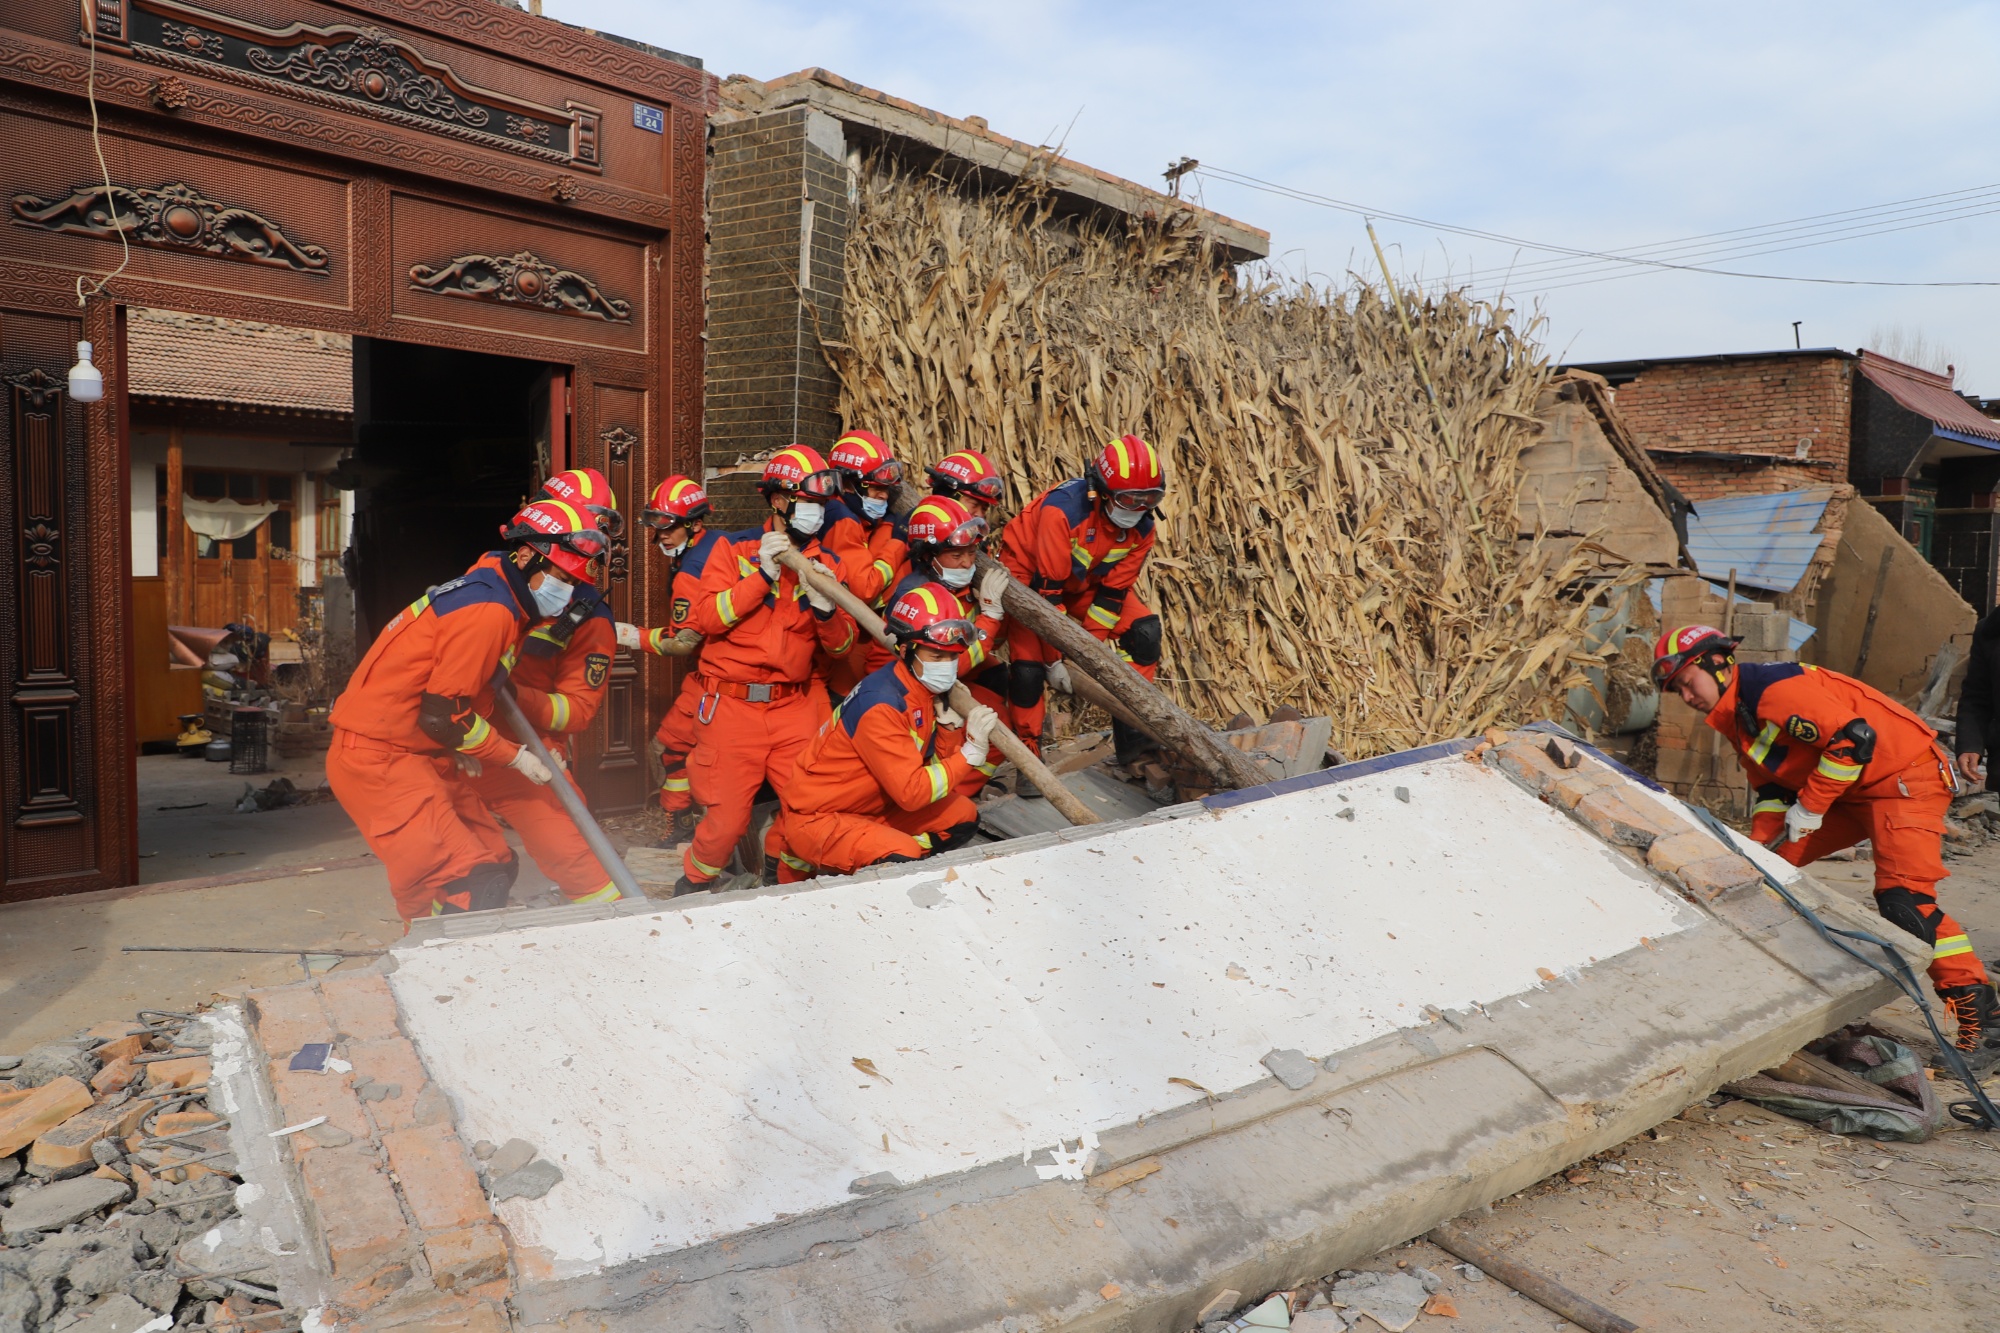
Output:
[388,753,1700,1274]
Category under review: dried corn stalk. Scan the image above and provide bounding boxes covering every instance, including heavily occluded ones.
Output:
[824,166,1637,759]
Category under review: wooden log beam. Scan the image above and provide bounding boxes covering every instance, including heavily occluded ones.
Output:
[773,548,1100,826]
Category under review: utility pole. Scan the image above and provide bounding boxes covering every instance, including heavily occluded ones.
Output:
[1163,157,1198,199]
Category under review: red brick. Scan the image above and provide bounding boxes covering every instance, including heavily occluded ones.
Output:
[1550,769,1615,810]
[266,1065,371,1149]
[348,1037,430,1133]
[1645,829,1723,878]
[1571,789,1669,849]
[143,1055,210,1091]
[1679,854,1766,901]
[321,973,403,1042]
[250,984,333,1058]
[300,1147,411,1277]
[381,1124,488,1232]
[1490,739,1565,795]
[423,1222,510,1293]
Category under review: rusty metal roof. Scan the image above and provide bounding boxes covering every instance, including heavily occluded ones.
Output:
[1856,350,2000,445]
[126,308,352,417]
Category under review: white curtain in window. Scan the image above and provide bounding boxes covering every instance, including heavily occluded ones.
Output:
[182,495,277,543]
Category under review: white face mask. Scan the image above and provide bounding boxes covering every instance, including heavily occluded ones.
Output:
[916,657,959,695]
[1107,502,1145,529]
[938,563,975,589]
[655,534,688,560]
[532,574,575,618]
[860,496,890,521]
[788,500,826,535]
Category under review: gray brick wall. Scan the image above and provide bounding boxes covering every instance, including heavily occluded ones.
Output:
[705,106,851,532]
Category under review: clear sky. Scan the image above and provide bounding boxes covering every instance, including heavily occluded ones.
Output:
[558,0,2000,387]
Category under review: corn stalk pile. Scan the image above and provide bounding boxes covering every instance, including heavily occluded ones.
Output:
[824,166,1635,759]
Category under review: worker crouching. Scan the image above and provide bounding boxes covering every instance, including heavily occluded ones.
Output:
[1656,624,2000,1071]
[767,584,1000,883]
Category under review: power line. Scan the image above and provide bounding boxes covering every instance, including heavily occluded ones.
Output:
[1192,165,2000,290]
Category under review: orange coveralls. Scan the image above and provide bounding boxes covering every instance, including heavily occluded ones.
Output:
[631,527,734,817]
[997,478,1160,754]
[767,659,993,882]
[326,557,532,921]
[679,523,859,884]
[459,554,620,904]
[1710,662,1988,992]
[821,499,909,695]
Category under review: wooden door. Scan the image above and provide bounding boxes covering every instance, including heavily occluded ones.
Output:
[181,469,298,634]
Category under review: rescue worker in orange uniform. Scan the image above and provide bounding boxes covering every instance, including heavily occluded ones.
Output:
[615,475,726,844]
[997,435,1166,770]
[827,430,910,607]
[767,584,1000,882]
[880,496,1009,709]
[927,449,1007,525]
[675,446,859,893]
[460,477,625,905]
[1656,624,2000,1070]
[327,500,601,921]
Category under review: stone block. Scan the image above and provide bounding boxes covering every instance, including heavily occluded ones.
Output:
[348,1038,430,1133]
[249,984,333,1058]
[382,1124,489,1232]
[322,973,403,1043]
[0,1173,131,1240]
[424,1222,510,1293]
[0,1076,94,1157]
[300,1145,411,1277]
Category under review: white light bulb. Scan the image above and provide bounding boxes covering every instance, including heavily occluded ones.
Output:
[68,341,104,403]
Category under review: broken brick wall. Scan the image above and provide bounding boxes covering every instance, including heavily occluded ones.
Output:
[1652,575,1799,819]
[1611,355,1853,503]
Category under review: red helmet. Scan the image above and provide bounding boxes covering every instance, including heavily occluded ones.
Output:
[758,445,840,500]
[501,499,610,580]
[829,430,904,489]
[927,450,1005,507]
[886,582,981,655]
[541,468,621,537]
[904,495,987,559]
[1652,624,1739,687]
[1087,435,1165,511]
[642,475,711,529]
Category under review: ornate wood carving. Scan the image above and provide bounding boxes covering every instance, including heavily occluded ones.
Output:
[7,368,81,828]
[11,180,330,274]
[603,424,636,465]
[150,74,190,109]
[407,250,631,322]
[601,425,637,583]
[97,0,605,171]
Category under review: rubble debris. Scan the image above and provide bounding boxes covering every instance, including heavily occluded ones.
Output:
[490,1157,564,1202]
[233,777,335,814]
[1259,1049,1320,1091]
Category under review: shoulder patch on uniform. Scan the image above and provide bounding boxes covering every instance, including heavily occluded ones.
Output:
[1785,714,1819,743]
[584,653,610,689]
[672,596,691,624]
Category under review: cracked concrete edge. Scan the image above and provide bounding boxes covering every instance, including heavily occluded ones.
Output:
[202,1003,332,1314]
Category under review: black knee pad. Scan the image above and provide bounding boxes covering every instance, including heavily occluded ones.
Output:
[1119,615,1162,668]
[931,819,980,854]
[498,852,521,893]
[464,860,515,912]
[1009,661,1047,709]
[877,852,922,865]
[1875,885,1938,944]
[972,663,1011,698]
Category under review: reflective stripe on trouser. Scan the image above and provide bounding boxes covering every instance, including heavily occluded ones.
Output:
[466,760,619,902]
[770,793,981,879]
[684,690,818,884]
[655,677,703,813]
[1750,754,1989,993]
[1002,591,1155,757]
[325,730,512,922]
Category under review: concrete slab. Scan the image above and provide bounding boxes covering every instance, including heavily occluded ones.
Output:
[231,731,1915,1331]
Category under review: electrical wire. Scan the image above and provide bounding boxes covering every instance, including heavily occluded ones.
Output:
[76,10,132,306]
[1194,165,2000,291]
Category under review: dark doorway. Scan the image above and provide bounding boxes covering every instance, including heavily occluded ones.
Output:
[345,338,566,638]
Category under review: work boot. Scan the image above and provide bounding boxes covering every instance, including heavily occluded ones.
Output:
[654,808,699,847]
[1112,718,1160,769]
[1940,984,2000,1075]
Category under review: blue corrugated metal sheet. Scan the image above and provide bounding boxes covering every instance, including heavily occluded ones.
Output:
[1683,488,1832,593]
[1644,579,1815,651]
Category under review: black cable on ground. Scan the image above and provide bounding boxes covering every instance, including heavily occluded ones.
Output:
[1688,806,2000,1131]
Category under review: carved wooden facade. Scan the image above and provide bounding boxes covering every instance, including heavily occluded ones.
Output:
[0,0,712,900]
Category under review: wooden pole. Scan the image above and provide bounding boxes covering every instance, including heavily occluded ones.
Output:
[1425,1224,1640,1333]
[773,548,1100,825]
[165,424,186,623]
[975,553,1270,792]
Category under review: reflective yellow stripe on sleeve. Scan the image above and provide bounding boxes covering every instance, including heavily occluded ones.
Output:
[546,694,571,731]
[1101,546,1132,565]
[662,776,691,793]
[646,627,670,654]
[1752,798,1790,816]
[1936,933,1975,959]
[457,715,492,752]
[1070,540,1095,571]
[715,588,744,627]
[1816,754,1863,783]
[923,761,950,803]
[1087,603,1120,629]
[872,559,896,585]
[1745,722,1780,766]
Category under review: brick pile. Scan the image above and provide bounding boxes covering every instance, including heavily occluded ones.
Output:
[1650,578,1799,819]
[246,974,511,1332]
[1484,730,1765,904]
[1610,354,1852,503]
[0,1012,258,1332]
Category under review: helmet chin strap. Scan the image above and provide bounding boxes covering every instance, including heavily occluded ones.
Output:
[1704,653,1734,690]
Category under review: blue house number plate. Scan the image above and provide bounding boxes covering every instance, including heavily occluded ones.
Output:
[633,103,664,134]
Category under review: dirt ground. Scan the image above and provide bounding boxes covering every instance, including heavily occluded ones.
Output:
[8,778,2000,1329]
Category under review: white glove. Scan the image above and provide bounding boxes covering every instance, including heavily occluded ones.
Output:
[976,566,1010,621]
[508,745,556,786]
[936,706,965,729]
[1044,660,1073,695]
[616,621,643,651]
[454,754,483,779]
[758,530,791,580]
[1783,801,1824,844]
[803,561,837,613]
[959,704,1000,768]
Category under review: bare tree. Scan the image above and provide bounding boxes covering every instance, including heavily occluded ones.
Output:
[1867,323,1958,378]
